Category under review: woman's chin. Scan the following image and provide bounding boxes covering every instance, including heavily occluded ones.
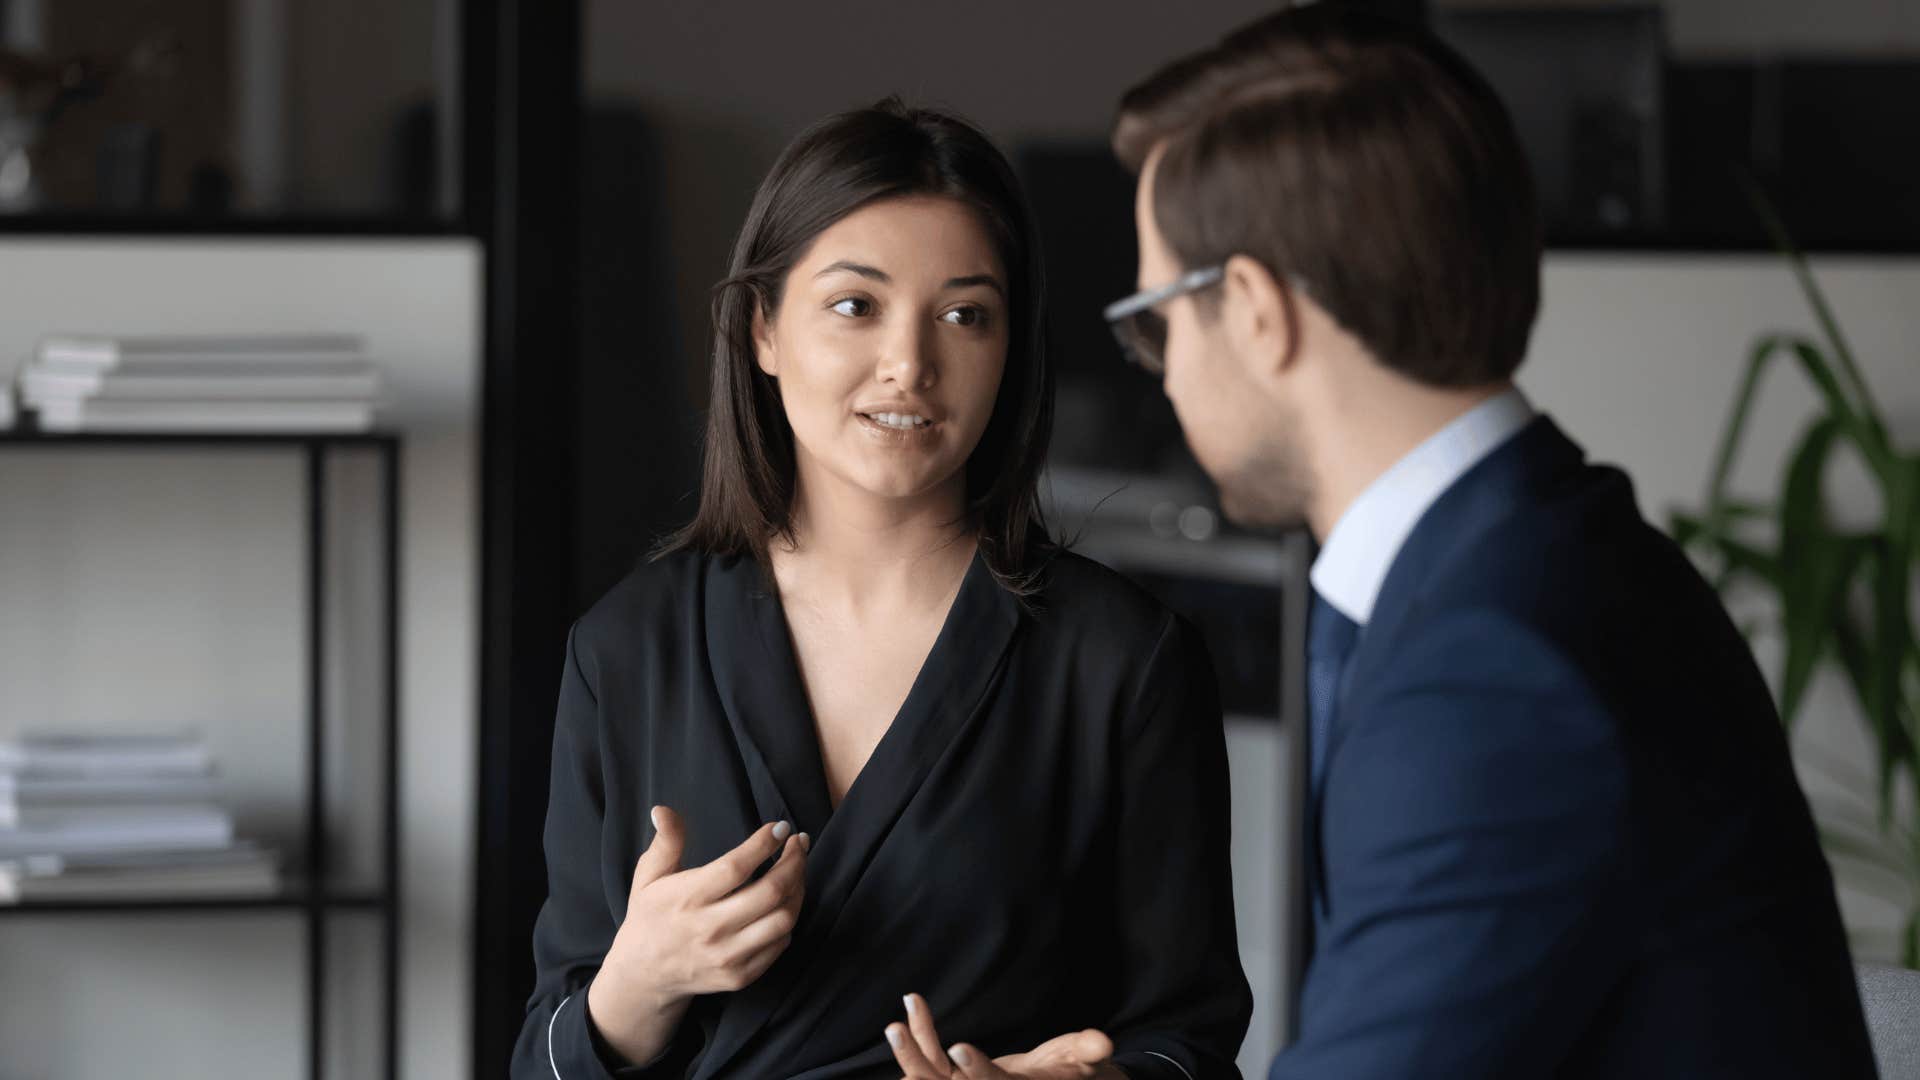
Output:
[797,440,971,508]
[854,477,947,503]
[841,464,961,505]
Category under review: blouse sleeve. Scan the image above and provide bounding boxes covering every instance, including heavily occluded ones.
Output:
[508,624,690,1079]
[1106,615,1254,1080]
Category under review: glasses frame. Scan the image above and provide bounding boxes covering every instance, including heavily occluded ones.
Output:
[1101,265,1226,374]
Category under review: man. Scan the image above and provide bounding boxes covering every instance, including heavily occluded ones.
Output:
[1105,6,1877,1078]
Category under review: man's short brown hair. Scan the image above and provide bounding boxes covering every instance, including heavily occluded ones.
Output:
[1114,5,1542,387]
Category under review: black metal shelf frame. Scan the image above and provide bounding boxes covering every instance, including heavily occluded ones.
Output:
[0,430,402,1080]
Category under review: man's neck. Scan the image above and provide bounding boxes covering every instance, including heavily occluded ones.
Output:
[1306,378,1515,543]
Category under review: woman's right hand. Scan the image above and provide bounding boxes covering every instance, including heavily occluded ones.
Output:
[586,806,810,1066]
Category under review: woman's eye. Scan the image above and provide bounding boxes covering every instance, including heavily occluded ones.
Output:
[941,305,986,327]
[830,297,872,317]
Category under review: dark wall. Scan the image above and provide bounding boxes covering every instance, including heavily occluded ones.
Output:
[572,107,701,611]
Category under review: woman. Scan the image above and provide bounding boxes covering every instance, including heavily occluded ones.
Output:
[510,99,1250,1080]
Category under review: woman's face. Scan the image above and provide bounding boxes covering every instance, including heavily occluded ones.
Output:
[755,194,1010,511]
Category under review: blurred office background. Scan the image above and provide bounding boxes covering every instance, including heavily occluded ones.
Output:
[0,0,1915,1077]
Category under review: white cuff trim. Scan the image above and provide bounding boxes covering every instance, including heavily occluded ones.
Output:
[548,994,571,1079]
[1145,1049,1196,1080]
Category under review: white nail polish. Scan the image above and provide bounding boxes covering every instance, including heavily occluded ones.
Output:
[903,994,917,1015]
[772,820,792,841]
[886,1027,904,1048]
[649,807,662,831]
[949,1046,971,1068]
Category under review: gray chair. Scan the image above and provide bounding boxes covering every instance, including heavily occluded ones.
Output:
[1858,962,1920,1079]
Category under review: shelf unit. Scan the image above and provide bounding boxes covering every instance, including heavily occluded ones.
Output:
[0,429,402,1079]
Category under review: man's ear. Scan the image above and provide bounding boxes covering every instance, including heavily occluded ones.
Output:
[1220,252,1296,380]
[752,298,778,377]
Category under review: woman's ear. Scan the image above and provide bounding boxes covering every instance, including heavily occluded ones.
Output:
[752,299,778,377]
[1221,252,1296,380]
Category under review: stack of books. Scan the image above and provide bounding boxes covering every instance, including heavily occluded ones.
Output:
[0,733,280,904]
[15,333,380,433]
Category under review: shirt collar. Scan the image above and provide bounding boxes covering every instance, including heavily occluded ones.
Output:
[1309,388,1536,626]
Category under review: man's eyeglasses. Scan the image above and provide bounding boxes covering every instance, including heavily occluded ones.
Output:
[1101,265,1225,375]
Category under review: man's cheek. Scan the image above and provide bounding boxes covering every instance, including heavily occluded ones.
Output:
[1162,365,1192,421]
[1165,351,1207,422]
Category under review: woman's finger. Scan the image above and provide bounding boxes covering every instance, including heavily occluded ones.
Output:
[903,993,947,1068]
[629,805,686,898]
[728,892,801,955]
[708,831,808,930]
[722,932,791,990]
[1015,1027,1114,1068]
[885,1021,948,1078]
[944,1043,1009,1079]
[692,819,792,901]
[1061,1029,1114,1064]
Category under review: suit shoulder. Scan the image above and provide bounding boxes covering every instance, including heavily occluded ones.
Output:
[1418,462,1671,622]
[1388,466,1744,710]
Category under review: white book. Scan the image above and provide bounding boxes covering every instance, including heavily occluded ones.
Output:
[0,734,213,778]
[0,772,221,804]
[33,397,376,433]
[23,841,273,872]
[36,334,365,373]
[21,359,381,404]
[0,773,223,827]
[0,844,280,904]
[0,863,281,903]
[0,804,234,859]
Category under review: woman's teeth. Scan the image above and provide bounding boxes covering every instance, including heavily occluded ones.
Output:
[868,412,930,430]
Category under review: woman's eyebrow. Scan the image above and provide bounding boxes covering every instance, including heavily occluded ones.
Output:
[814,261,1004,297]
[944,273,1005,297]
[815,260,890,282]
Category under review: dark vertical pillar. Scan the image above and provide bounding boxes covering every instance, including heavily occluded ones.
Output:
[469,0,582,1073]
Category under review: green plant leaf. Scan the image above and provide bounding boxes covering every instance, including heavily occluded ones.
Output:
[1672,195,1920,967]
[1776,417,1863,724]
[1740,173,1890,447]
[1671,508,1785,601]
[1705,533,1783,587]
[1788,340,1896,479]
[1673,501,1773,542]
[1884,462,1919,773]
[1700,335,1788,524]
[1864,546,1918,821]
[1671,510,1704,549]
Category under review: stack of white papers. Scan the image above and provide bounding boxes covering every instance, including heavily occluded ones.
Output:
[17,334,381,433]
[0,733,281,904]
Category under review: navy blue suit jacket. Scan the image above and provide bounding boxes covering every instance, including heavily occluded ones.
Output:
[1272,417,1877,1079]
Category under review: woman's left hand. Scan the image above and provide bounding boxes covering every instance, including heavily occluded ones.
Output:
[884,993,1127,1080]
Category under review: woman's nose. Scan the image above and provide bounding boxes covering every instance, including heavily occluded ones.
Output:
[874,319,937,389]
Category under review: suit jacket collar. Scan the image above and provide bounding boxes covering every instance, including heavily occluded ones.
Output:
[1311,388,1536,626]
[1356,415,1587,660]
[1302,416,1588,929]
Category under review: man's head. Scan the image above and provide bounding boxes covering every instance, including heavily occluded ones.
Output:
[1113,5,1542,530]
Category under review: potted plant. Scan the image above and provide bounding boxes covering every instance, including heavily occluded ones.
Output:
[1671,197,1919,968]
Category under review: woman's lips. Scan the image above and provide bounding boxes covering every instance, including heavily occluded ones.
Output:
[856,411,941,443]
[863,411,931,431]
